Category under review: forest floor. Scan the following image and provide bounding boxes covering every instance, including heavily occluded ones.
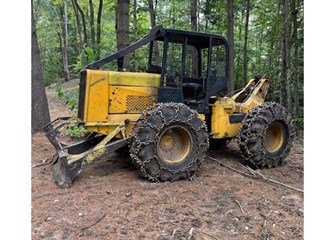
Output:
[31,80,304,240]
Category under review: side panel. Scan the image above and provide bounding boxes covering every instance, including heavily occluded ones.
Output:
[108,71,160,87]
[85,70,109,122]
[109,86,157,113]
[80,70,161,136]
[210,100,241,139]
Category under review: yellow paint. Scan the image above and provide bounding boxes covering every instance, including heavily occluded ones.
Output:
[109,86,157,113]
[198,114,205,121]
[84,114,143,136]
[81,70,270,142]
[211,99,241,139]
[108,113,141,122]
[210,78,270,139]
[67,121,127,165]
[157,126,192,164]
[82,70,160,136]
[265,122,285,153]
[233,79,269,113]
[108,71,160,87]
[84,70,109,122]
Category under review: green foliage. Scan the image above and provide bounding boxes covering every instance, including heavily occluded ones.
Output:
[53,84,79,111]
[295,116,303,130]
[36,0,304,129]
[295,106,304,130]
[84,47,95,61]
[53,83,86,138]
[66,125,90,139]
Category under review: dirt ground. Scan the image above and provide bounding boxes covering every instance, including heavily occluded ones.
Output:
[31,84,304,240]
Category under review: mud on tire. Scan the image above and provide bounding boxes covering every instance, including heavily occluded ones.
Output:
[130,103,209,182]
[238,102,295,168]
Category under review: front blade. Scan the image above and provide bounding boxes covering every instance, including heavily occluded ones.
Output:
[51,152,82,188]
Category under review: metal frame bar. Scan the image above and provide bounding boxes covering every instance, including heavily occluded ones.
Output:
[85,26,166,70]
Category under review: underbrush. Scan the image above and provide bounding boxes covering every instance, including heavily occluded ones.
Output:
[52,83,89,139]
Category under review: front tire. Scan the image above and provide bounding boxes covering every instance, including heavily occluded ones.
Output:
[130,103,209,182]
[238,102,295,168]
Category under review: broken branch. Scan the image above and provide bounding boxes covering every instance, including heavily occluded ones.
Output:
[81,213,106,231]
[207,156,304,194]
[233,198,245,214]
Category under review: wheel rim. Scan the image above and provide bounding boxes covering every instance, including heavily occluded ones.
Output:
[265,121,285,153]
[157,125,192,165]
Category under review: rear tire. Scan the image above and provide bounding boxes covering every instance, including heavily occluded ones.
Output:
[130,103,209,181]
[238,102,295,168]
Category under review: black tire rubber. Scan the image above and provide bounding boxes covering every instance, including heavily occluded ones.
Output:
[209,138,230,151]
[115,145,130,157]
[238,102,295,168]
[130,103,209,182]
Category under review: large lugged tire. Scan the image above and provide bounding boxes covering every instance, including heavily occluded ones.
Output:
[238,102,295,168]
[130,103,209,182]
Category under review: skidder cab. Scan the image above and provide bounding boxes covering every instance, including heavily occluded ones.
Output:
[44,26,294,187]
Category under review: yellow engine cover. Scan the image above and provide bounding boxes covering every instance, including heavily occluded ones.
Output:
[80,70,160,135]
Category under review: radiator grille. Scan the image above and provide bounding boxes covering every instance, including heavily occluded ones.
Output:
[126,95,155,113]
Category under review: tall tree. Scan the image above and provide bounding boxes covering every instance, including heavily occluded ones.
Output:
[96,0,103,60]
[60,0,70,81]
[292,0,299,117]
[227,0,234,92]
[89,0,96,48]
[133,0,139,71]
[74,0,88,47]
[280,0,289,108]
[286,1,292,112]
[190,0,198,77]
[71,0,82,54]
[149,0,159,65]
[190,0,197,31]
[242,0,250,84]
[32,1,50,132]
[148,0,156,28]
[116,0,130,70]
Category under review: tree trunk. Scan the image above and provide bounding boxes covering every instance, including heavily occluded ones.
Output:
[148,0,159,65]
[96,0,103,60]
[190,0,197,31]
[292,0,299,117]
[273,0,282,102]
[204,0,210,31]
[280,0,289,108]
[197,0,200,30]
[133,0,139,72]
[242,0,250,84]
[190,0,198,77]
[71,0,82,54]
[116,0,130,70]
[148,0,156,28]
[60,0,69,81]
[32,2,50,132]
[89,0,96,49]
[235,10,243,88]
[74,0,88,47]
[286,1,292,112]
[227,0,234,92]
